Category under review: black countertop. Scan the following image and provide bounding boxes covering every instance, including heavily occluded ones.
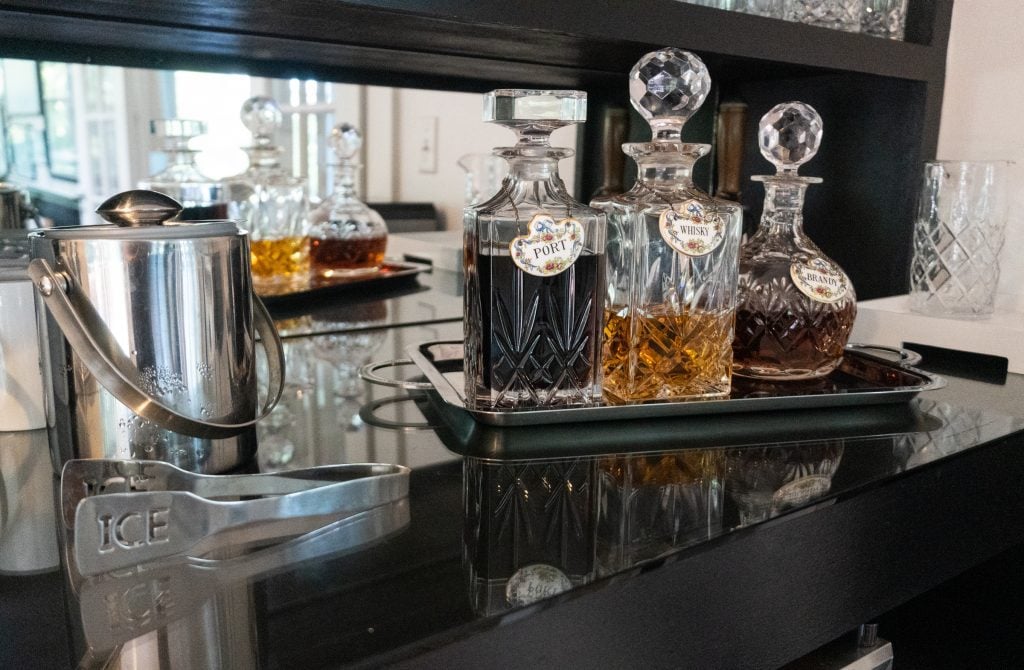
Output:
[3,268,1024,669]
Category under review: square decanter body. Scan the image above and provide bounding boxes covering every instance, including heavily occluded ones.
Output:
[594,173,742,403]
[464,184,606,411]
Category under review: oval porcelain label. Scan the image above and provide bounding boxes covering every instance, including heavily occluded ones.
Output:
[790,257,850,303]
[510,214,585,277]
[659,200,726,257]
[505,563,572,607]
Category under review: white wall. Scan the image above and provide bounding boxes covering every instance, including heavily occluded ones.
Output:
[937,0,1024,299]
[365,87,578,230]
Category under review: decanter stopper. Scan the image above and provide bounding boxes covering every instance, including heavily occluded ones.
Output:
[330,122,362,163]
[629,48,711,141]
[240,96,283,148]
[483,89,587,143]
[151,118,205,152]
[758,102,823,176]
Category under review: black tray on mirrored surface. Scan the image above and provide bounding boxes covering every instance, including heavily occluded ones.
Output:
[408,340,945,428]
[259,260,430,308]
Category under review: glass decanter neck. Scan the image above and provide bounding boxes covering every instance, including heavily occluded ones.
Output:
[331,163,360,202]
[245,145,283,170]
[627,142,708,186]
[495,144,572,181]
[756,179,812,237]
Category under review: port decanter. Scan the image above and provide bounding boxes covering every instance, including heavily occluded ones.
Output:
[464,89,606,411]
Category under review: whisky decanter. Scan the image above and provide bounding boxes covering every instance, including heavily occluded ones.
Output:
[591,49,742,403]
[226,96,310,292]
[138,119,227,220]
[733,102,856,380]
[309,123,388,278]
[464,89,606,411]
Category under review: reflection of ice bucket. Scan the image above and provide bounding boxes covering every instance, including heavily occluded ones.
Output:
[29,190,285,474]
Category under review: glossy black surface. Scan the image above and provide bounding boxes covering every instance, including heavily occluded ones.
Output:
[3,271,1024,669]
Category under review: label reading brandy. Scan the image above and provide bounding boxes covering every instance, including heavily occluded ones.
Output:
[510,214,585,277]
[790,257,850,303]
[505,563,572,607]
[659,200,726,257]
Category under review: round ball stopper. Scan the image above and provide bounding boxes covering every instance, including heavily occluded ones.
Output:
[759,101,823,172]
[240,96,283,142]
[330,123,362,161]
[628,48,711,138]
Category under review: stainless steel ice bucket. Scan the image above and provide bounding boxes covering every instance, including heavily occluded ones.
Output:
[28,190,285,473]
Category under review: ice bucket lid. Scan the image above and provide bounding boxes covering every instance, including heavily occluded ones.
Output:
[35,189,240,241]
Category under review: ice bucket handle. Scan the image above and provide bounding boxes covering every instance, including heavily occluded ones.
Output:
[28,257,285,440]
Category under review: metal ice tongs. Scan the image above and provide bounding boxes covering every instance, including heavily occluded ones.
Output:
[61,459,410,577]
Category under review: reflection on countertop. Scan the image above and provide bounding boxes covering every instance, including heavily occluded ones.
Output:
[6,279,1024,668]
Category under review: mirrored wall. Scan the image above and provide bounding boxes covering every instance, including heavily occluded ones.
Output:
[0,60,580,230]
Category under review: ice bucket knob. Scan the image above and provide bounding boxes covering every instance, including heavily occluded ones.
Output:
[95,189,182,227]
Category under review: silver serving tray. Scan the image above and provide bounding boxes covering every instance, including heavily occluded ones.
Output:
[407,340,945,427]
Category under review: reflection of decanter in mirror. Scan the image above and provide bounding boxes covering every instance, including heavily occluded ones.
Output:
[311,301,389,404]
[225,96,310,293]
[733,102,856,380]
[591,48,743,403]
[464,89,606,411]
[309,123,388,278]
[138,119,227,220]
[724,440,844,526]
[464,456,597,616]
[596,449,723,575]
[457,153,507,207]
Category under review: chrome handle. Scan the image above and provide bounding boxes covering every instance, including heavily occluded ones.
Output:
[28,257,285,440]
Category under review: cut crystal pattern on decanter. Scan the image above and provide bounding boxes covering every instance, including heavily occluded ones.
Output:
[464,457,596,615]
[593,48,743,403]
[732,101,856,381]
[464,89,606,411]
[784,0,862,32]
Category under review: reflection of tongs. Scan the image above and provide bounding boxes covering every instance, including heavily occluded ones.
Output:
[76,498,410,660]
[62,459,409,577]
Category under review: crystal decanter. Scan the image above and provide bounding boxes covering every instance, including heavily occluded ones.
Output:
[732,101,857,380]
[226,96,310,293]
[309,123,388,278]
[138,119,226,220]
[591,48,743,403]
[464,89,606,411]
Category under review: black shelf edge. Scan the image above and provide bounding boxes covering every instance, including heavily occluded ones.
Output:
[0,0,948,86]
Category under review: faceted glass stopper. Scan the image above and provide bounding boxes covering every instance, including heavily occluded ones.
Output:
[240,96,283,146]
[483,89,586,138]
[629,48,711,140]
[759,101,823,174]
[330,123,362,161]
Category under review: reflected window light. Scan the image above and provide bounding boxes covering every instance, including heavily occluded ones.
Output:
[172,70,251,179]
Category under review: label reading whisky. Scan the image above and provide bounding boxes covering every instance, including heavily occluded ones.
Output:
[510,213,585,277]
[790,257,850,303]
[659,200,726,257]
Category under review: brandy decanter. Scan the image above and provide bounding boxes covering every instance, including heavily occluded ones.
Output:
[733,101,856,380]
[138,119,226,220]
[226,96,310,293]
[309,123,388,278]
[464,89,606,411]
[591,48,743,403]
